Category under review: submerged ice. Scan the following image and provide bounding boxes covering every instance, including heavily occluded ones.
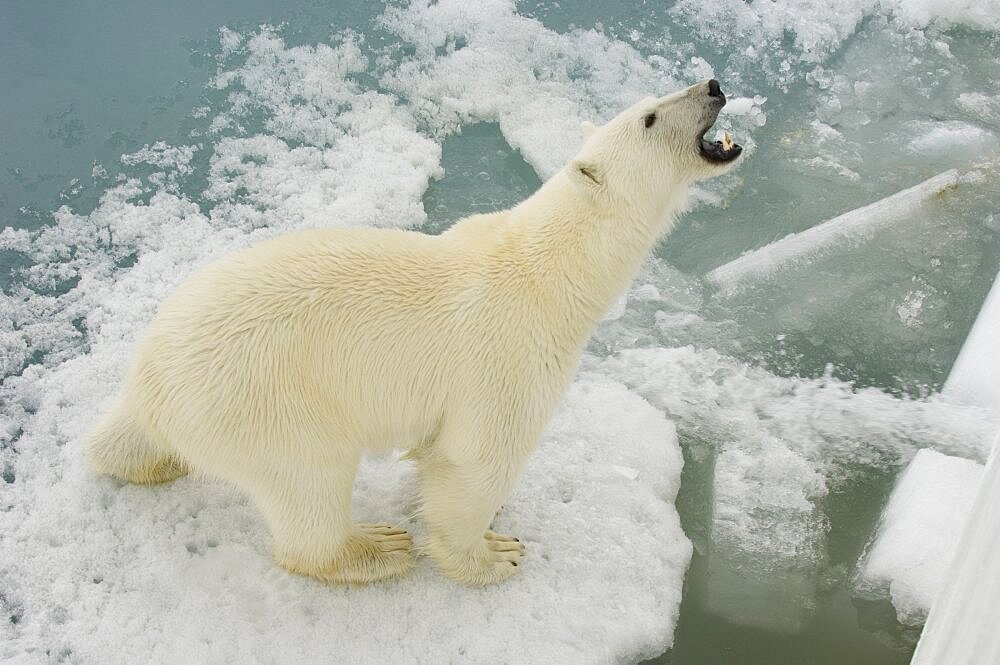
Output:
[2,0,1000,662]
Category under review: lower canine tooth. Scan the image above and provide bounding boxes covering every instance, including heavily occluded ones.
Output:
[722,131,734,150]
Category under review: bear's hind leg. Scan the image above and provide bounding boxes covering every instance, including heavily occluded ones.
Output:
[255,458,414,585]
[84,401,188,485]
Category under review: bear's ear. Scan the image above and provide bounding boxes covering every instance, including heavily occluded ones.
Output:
[570,159,602,188]
[580,120,597,140]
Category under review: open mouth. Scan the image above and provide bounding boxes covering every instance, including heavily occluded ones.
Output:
[699,126,742,163]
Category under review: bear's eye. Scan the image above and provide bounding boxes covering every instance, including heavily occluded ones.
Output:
[643,112,657,129]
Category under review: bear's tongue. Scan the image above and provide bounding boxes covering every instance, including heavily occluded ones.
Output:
[700,129,742,163]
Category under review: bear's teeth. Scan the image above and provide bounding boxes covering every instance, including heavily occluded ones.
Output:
[722,131,734,151]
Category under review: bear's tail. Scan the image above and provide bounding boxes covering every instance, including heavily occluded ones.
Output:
[84,401,188,485]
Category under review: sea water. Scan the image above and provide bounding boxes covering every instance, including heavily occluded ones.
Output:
[2,1,999,663]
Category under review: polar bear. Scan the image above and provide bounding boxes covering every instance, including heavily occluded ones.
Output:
[85,79,742,586]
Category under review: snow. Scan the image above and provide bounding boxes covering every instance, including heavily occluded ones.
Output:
[858,449,984,625]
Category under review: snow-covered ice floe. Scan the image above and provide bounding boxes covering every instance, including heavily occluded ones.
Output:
[1,365,689,663]
[856,449,984,625]
[910,432,1000,665]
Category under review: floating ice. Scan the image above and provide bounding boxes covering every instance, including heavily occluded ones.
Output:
[886,0,1000,32]
[706,169,961,292]
[379,0,760,188]
[906,121,999,158]
[380,0,673,179]
[957,92,1000,125]
[857,449,984,625]
[910,435,1000,665]
[944,273,1000,413]
[1,360,690,663]
[120,142,199,175]
[600,344,997,527]
[673,0,1000,83]
[696,154,1000,391]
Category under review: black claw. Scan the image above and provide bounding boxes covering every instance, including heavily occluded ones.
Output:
[512,562,518,566]
[513,538,519,542]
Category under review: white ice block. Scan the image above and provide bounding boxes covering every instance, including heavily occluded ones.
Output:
[911,433,1000,665]
[908,272,1000,662]
[943,272,1000,413]
[706,170,960,291]
[859,449,984,625]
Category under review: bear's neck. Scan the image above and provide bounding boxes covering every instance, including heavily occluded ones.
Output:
[510,169,686,343]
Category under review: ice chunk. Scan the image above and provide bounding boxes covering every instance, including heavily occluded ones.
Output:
[906,121,998,158]
[120,142,199,175]
[957,92,1000,125]
[857,449,984,625]
[706,169,960,292]
[218,26,243,57]
[721,96,755,116]
[911,435,1000,664]
[944,273,1000,413]
[1,364,690,663]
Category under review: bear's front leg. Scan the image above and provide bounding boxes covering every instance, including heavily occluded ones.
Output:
[417,451,526,586]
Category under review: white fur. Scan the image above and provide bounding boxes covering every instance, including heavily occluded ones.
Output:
[85,81,740,586]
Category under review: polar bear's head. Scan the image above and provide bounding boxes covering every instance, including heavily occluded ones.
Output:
[571,80,742,210]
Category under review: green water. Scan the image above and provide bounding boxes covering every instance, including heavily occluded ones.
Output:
[4,0,999,662]
[643,436,915,665]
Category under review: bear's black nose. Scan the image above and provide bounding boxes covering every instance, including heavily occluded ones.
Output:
[708,79,722,98]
